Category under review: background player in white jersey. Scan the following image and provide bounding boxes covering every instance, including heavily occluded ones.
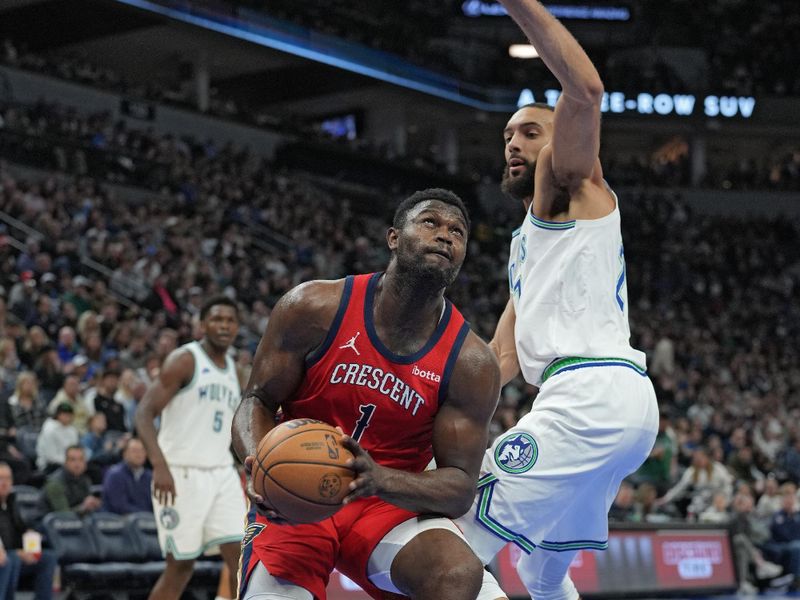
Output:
[455,2,659,599]
[136,296,245,600]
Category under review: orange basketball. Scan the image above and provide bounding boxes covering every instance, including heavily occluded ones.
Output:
[252,419,355,523]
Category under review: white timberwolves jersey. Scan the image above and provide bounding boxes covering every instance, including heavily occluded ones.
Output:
[508,188,646,385]
[158,341,241,468]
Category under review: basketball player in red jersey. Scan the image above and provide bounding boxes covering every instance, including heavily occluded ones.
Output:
[232,188,502,600]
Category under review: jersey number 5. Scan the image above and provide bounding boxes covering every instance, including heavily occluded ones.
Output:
[212,410,223,433]
[352,404,376,442]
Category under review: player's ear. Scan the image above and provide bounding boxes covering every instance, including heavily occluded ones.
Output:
[386,227,399,251]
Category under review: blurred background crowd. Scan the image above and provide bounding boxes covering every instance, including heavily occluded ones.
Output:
[0,0,799,596]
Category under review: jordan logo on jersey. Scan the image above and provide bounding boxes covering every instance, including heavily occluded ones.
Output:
[339,332,361,356]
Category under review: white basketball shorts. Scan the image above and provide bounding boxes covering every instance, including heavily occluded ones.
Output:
[153,464,246,559]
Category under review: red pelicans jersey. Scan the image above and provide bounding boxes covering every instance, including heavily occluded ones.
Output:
[241,273,471,600]
[284,272,470,472]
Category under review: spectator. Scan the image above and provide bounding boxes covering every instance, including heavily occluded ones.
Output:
[0,337,20,396]
[728,447,766,491]
[756,476,783,520]
[33,348,63,402]
[633,411,675,494]
[699,492,731,523]
[62,276,92,316]
[18,326,49,370]
[0,462,58,599]
[778,436,800,484]
[633,482,671,523]
[80,412,125,484]
[115,368,144,432]
[730,492,783,594]
[101,438,152,515]
[608,481,636,521]
[42,445,101,515]
[55,326,79,366]
[7,371,47,430]
[91,368,125,432]
[48,374,92,433]
[35,403,79,472]
[657,447,734,518]
[763,483,800,586]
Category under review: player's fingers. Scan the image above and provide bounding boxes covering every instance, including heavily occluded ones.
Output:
[349,455,372,473]
[243,455,256,474]
[340,435,363,456]
[334,426,344,435]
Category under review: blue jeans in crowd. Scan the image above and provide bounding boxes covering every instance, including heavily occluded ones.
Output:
[763,540,800,579]
[0,549,59,600]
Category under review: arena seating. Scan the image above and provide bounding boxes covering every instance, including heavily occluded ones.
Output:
[41,511,222,597]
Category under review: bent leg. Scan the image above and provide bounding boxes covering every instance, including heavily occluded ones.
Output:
[516,549,579,600]
[391,527,483,600]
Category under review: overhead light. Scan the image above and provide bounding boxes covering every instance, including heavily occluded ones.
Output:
[509,44,539,59]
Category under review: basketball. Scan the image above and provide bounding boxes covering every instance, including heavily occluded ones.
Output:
[252,418,355,523]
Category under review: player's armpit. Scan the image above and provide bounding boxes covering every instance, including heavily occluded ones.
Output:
[490,299,520,386]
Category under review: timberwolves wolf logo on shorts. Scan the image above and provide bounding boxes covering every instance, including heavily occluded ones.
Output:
[494,433,538,474]
[159,507,180,530]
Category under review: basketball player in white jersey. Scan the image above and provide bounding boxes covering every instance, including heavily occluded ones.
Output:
[136,296,246,600]
[455,2,659,599]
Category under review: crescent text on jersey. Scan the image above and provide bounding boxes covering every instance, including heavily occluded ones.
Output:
[329,363,428,415]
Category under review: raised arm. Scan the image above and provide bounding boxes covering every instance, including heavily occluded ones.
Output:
[134,348,194,506]
[342,333,501,518]
[501,0,604,184]
[490,298,520,386]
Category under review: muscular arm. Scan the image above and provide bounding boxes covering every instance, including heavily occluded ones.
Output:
[490,298,520,386]
[345,333,501,518]
[231,280,341,462]
[500,0,604,185]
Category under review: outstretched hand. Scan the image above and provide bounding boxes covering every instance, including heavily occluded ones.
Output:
[340,434,388,504]
[243,455,293,525]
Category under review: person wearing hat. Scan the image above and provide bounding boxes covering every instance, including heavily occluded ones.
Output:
[35,403,79,472]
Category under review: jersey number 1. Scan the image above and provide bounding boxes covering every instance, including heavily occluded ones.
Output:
[352,404,376,442]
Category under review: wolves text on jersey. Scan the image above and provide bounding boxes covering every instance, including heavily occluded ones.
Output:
[329,363,429,416]
[198,382,239,410]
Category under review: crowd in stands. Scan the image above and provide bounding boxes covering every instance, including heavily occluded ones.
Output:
[0,85,797,597]
[1,95,799,200]
[233,0,800,96]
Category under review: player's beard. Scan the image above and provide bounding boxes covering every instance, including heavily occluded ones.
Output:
[501,160,535,202]
[394,243,462,292]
